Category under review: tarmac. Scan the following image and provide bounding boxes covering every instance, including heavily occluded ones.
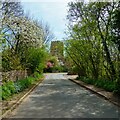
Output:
[2,73,120,119]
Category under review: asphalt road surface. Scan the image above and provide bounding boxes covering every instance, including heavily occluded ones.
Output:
[7,73,120,118]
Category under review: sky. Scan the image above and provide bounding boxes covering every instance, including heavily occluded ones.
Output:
[21,0,73,41]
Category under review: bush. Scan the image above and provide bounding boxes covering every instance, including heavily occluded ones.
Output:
[15,76,36,92]
[67,66,79,75]
[2,72,43,100]
[95,79,116,92]
[2,50,22,72]
[26,47,47,73]
[78,77,117,92]
[34,71,43,78]
[2,81,15,100]
[52,66,62,72]
[49,65,68,73]
[14,82,22,93]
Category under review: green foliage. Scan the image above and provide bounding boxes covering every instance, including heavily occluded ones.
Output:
[1,1,53,73]
[2,51,12,71]
[2,72,43,100]
[111,5,120,51]
[33,71,43,78]
[0,86,2,100]
[44,55,68,73]
[115,78,120,94]
[26,47,47,73]
[66,1,120,93]
[50,41,64,58]
[44,56,58,73]
[2,50,22,71]
[52,65,67,72]
[2,81,16,100]
[49,56,58,66]
[78,77,117,92]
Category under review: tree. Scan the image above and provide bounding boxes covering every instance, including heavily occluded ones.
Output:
[111,2,120,51]
[1,1,54,72]
[111,2,120,93]
[25,47,48,73]
[66,1,119,82]
[1,1,24,71]
[43,23,54,44]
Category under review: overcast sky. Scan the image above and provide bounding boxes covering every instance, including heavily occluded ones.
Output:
[21,0,73,40]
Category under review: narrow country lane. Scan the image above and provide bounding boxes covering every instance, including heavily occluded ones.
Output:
[7,73,119,118]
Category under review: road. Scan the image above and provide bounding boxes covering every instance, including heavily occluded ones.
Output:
[7,73,120,118]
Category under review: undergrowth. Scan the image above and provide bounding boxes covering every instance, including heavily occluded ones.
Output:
[1,72,43,100]
[77,76,118,93]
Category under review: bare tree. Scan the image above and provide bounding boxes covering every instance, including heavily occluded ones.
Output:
[43,23,54,44]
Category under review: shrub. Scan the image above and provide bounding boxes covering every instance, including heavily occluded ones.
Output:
[34,71,43,79]
[16,77,36,91]
[14,82,22,93]
[2,81,15,100]
[2,72,43,100]
[2,50,22,72]
[26,47,47,73]
[78,77,117,92]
